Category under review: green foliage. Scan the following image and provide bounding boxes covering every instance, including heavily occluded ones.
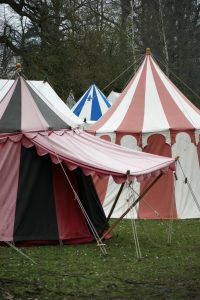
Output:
[0,219,200,299]
[0,0,199,104]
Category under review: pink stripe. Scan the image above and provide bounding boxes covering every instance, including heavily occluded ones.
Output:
[0,80,18,119]
[116,60,147,133]
[0,140,21,240]
[89,59,147,133]
[20,79,49,131]
[138,134,177,219]
[150,59,194,130]
[92,135,111,203]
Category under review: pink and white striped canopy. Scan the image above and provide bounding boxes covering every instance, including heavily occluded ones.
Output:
[89,53,200,142]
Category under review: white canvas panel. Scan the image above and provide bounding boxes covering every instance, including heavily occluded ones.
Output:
[172,132,200,218]
[142,60,170,132]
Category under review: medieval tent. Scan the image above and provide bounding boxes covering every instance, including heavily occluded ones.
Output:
[66,89,76,109]
[107,90,121,104]
[0,75,175,245]
[72,83,112,121]
[88,49,200,219]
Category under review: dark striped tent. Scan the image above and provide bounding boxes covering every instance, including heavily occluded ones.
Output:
[0,76,106,245]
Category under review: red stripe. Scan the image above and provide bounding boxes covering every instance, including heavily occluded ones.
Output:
[52,164,93,243]
[116,59,147,134]
[150,58,194,131]
[138,134,177,219]
[92,135,111,204]
[88,60,147,133]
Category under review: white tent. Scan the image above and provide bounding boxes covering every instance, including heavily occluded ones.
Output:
[107,90,121,104]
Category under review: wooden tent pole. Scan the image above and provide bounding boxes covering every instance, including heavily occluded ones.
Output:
[101,172,164,240]
[105,170,130,226]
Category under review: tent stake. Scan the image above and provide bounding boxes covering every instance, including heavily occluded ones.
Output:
[101,172,164,240]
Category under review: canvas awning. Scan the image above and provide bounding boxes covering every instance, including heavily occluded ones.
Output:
[0,129,175,183]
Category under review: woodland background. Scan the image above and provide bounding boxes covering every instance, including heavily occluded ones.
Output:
[0,0,199,106]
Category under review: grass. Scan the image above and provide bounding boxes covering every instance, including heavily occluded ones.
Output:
[0,219,200,299]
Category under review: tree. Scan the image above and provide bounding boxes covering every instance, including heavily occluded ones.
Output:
[0,0,199,105]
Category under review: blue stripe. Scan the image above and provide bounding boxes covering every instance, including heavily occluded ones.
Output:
[72,87,92,116]
[91,85,102,121]
[97,87,111,108]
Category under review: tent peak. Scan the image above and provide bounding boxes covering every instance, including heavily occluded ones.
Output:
[146,48,151,55]
[16,63,22,74]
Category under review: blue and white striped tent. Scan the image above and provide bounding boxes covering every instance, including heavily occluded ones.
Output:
[72,84,112,121]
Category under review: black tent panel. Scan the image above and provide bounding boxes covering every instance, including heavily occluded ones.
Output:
[0,79,21,132]
[75,168,106,232]
[14,146,59,241]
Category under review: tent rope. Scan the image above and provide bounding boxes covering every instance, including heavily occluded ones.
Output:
[129,184,160,217]
[56,161,107,255]
[177,159,200,212]
[153,54,200,131]
[102,55,144,92]
[0,79,10,92]
[153,54,200,101]
[0,70,17,93]
[0,238,37,264]
[126,182,142,259]
[167,171,178,244]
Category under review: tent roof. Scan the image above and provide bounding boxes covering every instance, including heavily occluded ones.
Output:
[72,84,112,121]
[0,78,83,128]
[1,130,175,183]
[88,54,200,135]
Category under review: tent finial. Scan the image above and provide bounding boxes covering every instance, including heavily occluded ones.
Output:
[16,63,22,74]
[146,48,151,55]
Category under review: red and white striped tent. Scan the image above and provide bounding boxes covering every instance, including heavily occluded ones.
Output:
[88,50,200,219]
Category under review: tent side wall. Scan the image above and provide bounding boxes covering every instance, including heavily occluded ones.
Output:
[94,132,200,219]
[0,141,106,244]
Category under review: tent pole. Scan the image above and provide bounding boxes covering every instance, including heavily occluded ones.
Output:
[101,172,164,240]
[103,181,125,229]
[102,170,130,232]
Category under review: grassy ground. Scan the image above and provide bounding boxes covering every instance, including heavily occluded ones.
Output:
[0,219,199,299]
